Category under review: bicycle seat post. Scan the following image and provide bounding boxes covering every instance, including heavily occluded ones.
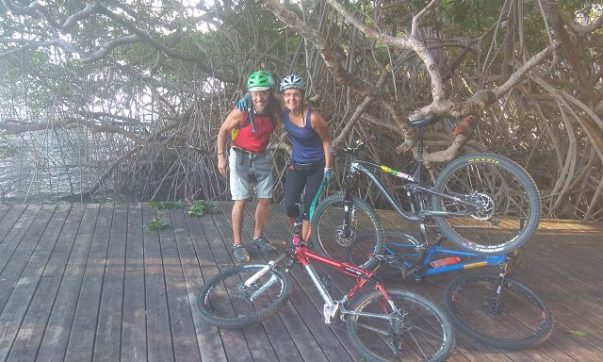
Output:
[415,127,425,186]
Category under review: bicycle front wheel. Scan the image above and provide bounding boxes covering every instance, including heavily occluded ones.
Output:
[444,272,554,350]
[346,289,455,362]
[432,153,541,255]
[311,193,383,269]
[197,264,291,329]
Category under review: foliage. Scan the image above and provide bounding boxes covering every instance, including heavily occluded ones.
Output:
[187,200,217,217]
[144,217,169,231]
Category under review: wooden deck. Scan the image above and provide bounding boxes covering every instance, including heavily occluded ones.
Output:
[0,202,601,361]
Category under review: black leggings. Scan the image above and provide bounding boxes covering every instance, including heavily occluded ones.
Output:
[284,160,325,220]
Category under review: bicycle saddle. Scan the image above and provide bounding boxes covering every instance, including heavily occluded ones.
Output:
[410,114,442,128]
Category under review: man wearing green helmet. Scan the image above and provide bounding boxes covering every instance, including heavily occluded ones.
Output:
[216,70,280,263]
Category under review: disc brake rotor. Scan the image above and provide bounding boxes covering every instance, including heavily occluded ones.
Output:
[471,192,495,221]
[335,208,357,247]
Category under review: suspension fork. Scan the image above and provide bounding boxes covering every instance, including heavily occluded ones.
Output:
[491,252,517,309]
[341,165,358,238]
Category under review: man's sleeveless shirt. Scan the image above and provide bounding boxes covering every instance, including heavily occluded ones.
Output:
[232,112,274,153]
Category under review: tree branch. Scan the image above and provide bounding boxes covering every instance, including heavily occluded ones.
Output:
[569,15,603,35]
[325,0,445,104]
[257,0,390,100]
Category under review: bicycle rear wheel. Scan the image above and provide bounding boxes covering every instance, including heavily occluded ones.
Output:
[346,289,455,362]
[197,264,291,329]
[432,153,540,255]
[311,193,383,269]
[444,272,553,350]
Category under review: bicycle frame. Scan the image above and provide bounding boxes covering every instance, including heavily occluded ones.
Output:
[382,240,509,280]
[346,159,481,223]
[243,219,395,324]
[294,230,388,297]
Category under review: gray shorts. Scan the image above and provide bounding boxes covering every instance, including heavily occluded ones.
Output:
[229,150,273,200]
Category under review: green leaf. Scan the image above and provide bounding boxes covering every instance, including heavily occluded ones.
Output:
[568,330,588,337]
[144,217,169,231]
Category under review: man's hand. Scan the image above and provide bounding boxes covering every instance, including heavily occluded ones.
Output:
[217,154,228,177]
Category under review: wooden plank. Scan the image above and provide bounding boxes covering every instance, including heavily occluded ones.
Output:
[7,204,80,361]
[142,203,175,362]
[64,203,114,361]
[184,206,220,267]
[0,204,11,227]
[0,204,28,245]
[120,202,148,361]
[0,205,42,279]
[517,261,603,359]
[0,204,68,360]
[198,206,254,361]
[173,208,228,362]
[92,203,126,361]
[202,204,235,266]
[36,204,99,361]
[0,204,55,358]
[157,208,201,361]
[192,205,253,361]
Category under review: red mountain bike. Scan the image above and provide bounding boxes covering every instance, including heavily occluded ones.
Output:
[197,214,455,361]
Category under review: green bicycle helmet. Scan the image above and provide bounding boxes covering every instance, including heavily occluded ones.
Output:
[247,70,275,91]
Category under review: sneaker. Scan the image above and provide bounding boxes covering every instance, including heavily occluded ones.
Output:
[251,235,276,253]
[232,244,250,263]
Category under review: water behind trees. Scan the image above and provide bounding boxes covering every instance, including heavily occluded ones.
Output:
[0,130,136,204]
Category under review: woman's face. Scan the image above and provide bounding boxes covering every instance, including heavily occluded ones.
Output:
[283,89,304,112]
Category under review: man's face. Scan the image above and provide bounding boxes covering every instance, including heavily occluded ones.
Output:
[251,91,270,113]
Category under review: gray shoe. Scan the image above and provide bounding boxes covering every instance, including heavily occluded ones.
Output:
[232,244,250,263]
[251,235,276,252]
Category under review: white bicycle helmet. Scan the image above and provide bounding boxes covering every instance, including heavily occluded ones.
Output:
[280,74,306,92]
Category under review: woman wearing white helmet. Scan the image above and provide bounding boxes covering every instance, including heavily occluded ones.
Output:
[280,74,333,242]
